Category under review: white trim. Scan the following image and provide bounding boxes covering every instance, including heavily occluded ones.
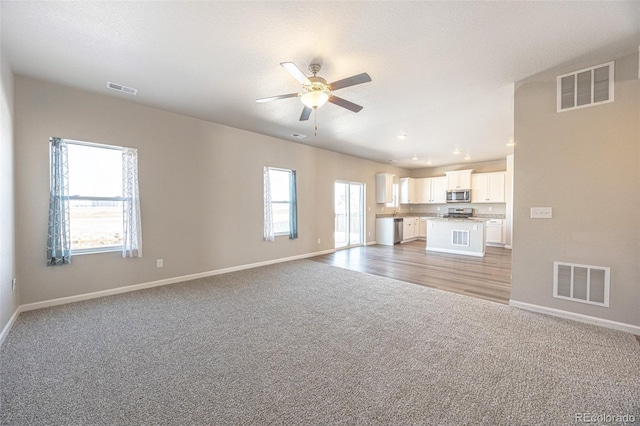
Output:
[426,247,485,257]
[19,249,335,314]
[365,240,377,246]
[509,300,640,336]
[0,307,22,347]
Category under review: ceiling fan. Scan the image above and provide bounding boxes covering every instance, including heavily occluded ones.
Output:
[256,62,372,121]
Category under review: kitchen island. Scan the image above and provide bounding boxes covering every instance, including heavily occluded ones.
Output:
[426,218,487,257]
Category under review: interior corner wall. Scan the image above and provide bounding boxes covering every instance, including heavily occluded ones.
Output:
[13,76,407,305]
[511,51,640,327]
[0,52,18,331]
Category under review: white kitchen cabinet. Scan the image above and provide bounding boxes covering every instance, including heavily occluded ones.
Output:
[376,173,395,204]
[399,177,417,204]
[418,217,427,238]
[445,170,473,190]
[402,219,415,241]
[417,177,447,204]
[471,172,505,203]
[485,219,505,245]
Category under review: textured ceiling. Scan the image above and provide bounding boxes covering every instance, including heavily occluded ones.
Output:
[2,1,639,168]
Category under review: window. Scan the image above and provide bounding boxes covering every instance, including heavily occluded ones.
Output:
[267,168,291,235]
[264,167,297,240]
[67,142,124,252]
[557,61,614,112]
[47,138,142,265]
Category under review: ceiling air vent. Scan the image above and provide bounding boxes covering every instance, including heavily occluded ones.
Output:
[107,81,138,95]
[557,61,613,112]
[291,133,306,139]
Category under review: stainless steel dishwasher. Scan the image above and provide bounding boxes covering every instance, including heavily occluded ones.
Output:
[393,217,403,244]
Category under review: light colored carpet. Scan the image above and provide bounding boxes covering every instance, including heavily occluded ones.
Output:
[1,260,639,425]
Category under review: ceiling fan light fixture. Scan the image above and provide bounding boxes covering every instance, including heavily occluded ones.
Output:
[301,90,329,109]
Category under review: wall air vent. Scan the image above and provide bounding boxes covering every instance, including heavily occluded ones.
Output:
[553,262,610,307]
[107,81,138,95]
[451,230,469,246]
[557,61,613,112]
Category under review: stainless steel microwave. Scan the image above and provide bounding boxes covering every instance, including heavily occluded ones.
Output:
[446,189,471,203]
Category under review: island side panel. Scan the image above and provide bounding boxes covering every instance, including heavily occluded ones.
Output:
[426,219,486,257]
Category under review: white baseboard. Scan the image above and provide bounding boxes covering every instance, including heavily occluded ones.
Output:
[509,300,640,336]
[426,247,485,257]
[365,241,377,246]
[0,306,22,347]
[14,248,335,316]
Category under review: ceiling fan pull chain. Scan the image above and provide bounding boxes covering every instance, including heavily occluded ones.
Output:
[314,108,318,136]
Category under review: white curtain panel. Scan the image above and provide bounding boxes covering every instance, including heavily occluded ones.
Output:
[263,167,275,242]
[122,148,143,257]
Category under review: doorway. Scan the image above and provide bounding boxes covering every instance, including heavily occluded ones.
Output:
[334,181,364,249]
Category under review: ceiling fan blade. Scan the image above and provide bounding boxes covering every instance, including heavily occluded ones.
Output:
[328,96,364,113]
[280,62,311,85]
[255,93,299,103]
[299,106,312,121]
[329,73,372,91]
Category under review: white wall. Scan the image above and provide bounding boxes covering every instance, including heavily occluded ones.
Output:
[511,51,640,327]
[13,76,407,305]
[0,52,18,332]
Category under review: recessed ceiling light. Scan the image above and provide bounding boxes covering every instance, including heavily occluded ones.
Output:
[464,154,472,160]
[426,160,432,165]
[397,133,407,140]
[411,154,419,161]
[453,148,461,155]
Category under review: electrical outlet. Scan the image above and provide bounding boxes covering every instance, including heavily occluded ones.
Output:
[12,278,16,291]
[368,232,371,237]
[317,238,321,244]
[156,259,164,268]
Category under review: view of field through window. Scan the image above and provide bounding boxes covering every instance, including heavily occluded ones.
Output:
[268,169,290,235]
[67,143,124,251]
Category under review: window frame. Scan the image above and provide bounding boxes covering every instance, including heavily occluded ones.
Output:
[62,139,126,255]
[266,167,293,237]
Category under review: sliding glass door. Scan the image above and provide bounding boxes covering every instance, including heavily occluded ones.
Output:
[335,181,364,249]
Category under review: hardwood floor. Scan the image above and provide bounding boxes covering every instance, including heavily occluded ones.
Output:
[310,240,512,304]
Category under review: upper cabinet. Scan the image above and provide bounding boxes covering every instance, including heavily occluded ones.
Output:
[376,173,395,204]
[445,170,473,190]
[471,172,506,203]
[400,177,446,204]
[399,178,418,204]
[418,177,447,204]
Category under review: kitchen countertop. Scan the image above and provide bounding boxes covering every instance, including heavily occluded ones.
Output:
[376,213,505,219]
[427,217,490,222]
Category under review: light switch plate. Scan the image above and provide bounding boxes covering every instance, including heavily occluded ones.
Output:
[531,207,552,219]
